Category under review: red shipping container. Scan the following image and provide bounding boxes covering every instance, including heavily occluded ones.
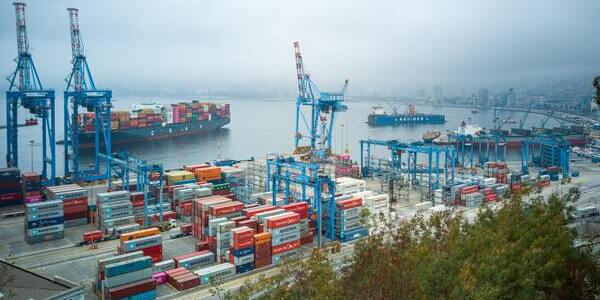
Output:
[174,250,211,266]
[271,239,300,255]
[196,241,209,252]
[180,224,192,235]
[210,202,243,217]
[142,245,163,263]
[244,205,277,219]
[336,198,363,210]
[300,233,314,245]
[108,278,156,300]
[460,186,479,194]
[231,227,255,249]
[0,192,21,202]
[83,230,102,243]
[230,216,248,225]
[266,212,300,229]
[238,219,257,232]
[281,202,309,219]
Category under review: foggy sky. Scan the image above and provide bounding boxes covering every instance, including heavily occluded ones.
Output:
[0,0,598,96]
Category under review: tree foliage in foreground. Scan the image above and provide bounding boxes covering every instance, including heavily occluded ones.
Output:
[230,190,599,300]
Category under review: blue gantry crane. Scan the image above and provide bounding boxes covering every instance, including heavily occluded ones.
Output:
[359,139,456,200]
[293,41,348,159]
[265,156,336,246]
[63,8,113,181]
[5,2,56,185]
[98,151,165,227]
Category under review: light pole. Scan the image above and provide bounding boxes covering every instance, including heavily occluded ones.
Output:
[29,140,34,172]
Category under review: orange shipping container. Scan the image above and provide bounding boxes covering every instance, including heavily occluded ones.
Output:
[194,166,221,181]
[120,227,160,242]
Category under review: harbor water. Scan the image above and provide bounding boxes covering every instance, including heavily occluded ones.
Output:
[0,97,561,175]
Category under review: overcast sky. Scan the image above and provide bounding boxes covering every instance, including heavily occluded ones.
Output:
[0,0,598,96]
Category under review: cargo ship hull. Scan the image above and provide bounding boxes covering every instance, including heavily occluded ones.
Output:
[368,113,445,126]
[75,117,230,148]
[438,135,587,149]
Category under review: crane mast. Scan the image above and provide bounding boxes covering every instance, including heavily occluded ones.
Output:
[63,8,112,182]
[5,2,56,184]
[292,41,348,158]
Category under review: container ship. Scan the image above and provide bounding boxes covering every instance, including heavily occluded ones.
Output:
[367,104,445,126]
[66,101,230,148]
[434,121,588,148]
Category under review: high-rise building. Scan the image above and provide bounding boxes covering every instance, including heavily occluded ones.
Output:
[478,88,489,107]
[433,85,443,103]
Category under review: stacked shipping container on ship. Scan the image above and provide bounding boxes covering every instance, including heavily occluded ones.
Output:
[24,200,64,243]
[265,212,301,264]
[228,226,255,273]
[21,172,42,204]
[45,184,88,227]
[74,101,231,148]
[96,252,157,300]
[97,190,134,234]
[119,228,163,263]
[0,168,21,206]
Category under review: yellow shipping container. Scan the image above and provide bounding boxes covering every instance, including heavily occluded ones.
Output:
[166,170,196,183]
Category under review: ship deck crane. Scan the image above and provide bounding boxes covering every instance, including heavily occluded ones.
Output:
[293,41,348,159]
[5,2,56,185]
[63,8,113,182]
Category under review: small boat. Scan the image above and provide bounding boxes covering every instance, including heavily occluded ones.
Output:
[501,118,517,124]
[423,131,441,143]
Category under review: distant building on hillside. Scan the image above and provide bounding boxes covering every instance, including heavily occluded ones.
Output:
[478,88,489,107]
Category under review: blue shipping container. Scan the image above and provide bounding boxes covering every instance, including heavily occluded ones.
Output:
[125,288,157,300]
[339,227,369,242]
[236,262,254,274]
[231,246,254,257]
[27,216,64,229]
[105,256,152,278]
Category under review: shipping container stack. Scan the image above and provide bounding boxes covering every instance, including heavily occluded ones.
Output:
[264,212,301,264]
[97,252,157,300]
[221,166,247,202]
[96,251,143,298]
[0,168,21,206]
[166,170,197,186]
[119,228,163,263]
[323,197,369,242]
[253,232,272,268]
[165,267,200,291]
[538,174,551,188]
[459,185,483,207]
[24,200,64,243]
[151,259,175,285]
[191,196,232,239]
[21,172,41,204]
[280,202,313,245]
[193,263,236,286]
[174,250,215,271]
[97,191,134,235]
[363,194,391,233]
[46,184,88,227]
[228,226,255,273]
